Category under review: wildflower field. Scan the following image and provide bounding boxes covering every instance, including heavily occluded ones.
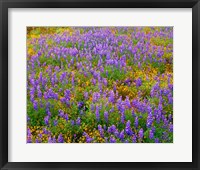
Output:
[27,27,173,143]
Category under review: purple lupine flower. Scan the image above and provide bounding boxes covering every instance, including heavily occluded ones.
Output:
[58,134,64,143]
[108,90,115,104]
[132,109,136,117]
[35,138,40,143]
[27,128,31,137]
[30,77,35,86]
[154,108,158,116]
[71,120,75,126]
[103,125,107,131]
[162,116,169,129]
[104,111,109,123]
[134,116,139,128]
[136,77,142,87]
[80,110,84,116]
[60,72,67,82]
[37,88,42,99]
[132,134,137,143]
[124,78,131,84]
[121,113,125,124]
[38,133,42,138]
[33,100,38,111]
[149,130,154,140]
[104,137,108,143]
[71,74,75,86]
[168,114,172,121]
[98,125,104,138]
[78,101,84,109]
[91,78,96,85]
[162,131,169,141]
[168,83,173,90]
[108,125,116,133]
[58,109,64,117]
[52,136,56,143]
[96,105,100,122]
[84,91,88,100]
[44,116,49,125]
[125,120,133,136]
[92,92,100,103]
[168,94,173,104]
[44,92,48,100]
[119,104,125,114]
[53,93,58,100]
[169,123,173,132]
[156,110,161,124]
[151,126,156,133]
[114,129,119,138]
[30,94,35,103]
[51,77,55,86]
[155,138,159,143]
[106,70,108,77]
[90,104,95,111]
[27,116,30,122]
[117,97,122,110]
[113,84,116,92]
[42,77,47,87]
[138,128,144,139]
[27,137,32,143]
[158,103,163,111]
[47,110,51,117]
[39,72,43,82]
[146,112,154,128]
[43,128,48,135]
[103,78,108,86]
[147,105,152,114]
[76,117,81,126]
[98,83,103,93]
[110,136,116,143]
[83,132,93,143]
[43,128,50,135]
[53,120,58,126]
[110,106,114,113]
[119,130,125,141]
[64,89,71,100]
[106,52,111,60]
[125,96,131,108]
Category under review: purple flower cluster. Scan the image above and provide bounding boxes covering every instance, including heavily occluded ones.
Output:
[27,27,173,143]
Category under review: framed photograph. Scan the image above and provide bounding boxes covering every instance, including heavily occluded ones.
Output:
[0,0,199,169]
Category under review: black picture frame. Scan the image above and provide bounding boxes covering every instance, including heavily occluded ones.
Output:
[0,0,199,169]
